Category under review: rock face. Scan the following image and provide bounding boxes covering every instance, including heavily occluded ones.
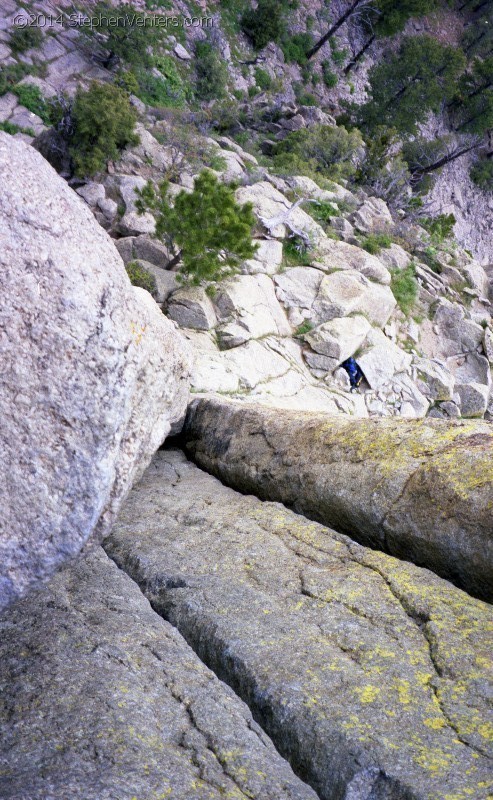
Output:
[105,450,493,800]
[184,399,493,601]
[0,133,191,610]
[0,548,316,800]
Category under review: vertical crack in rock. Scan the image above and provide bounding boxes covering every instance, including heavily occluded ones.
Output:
[104,450,493,800]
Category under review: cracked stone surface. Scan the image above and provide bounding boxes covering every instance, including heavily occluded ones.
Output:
[184,399,493,601]
[0,547,318,800]
[105,450,493,800]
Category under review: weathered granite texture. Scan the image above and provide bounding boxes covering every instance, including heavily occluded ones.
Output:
[184,399,493,600]
[0,547,317,800]
[0,132,191,610]
[105,450,493,800]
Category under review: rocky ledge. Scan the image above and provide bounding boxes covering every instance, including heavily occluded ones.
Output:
[184,398,493,601]
[0,547,317,800]
[104,450,493,800]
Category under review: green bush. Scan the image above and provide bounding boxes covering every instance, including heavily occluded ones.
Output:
[83,3,161,68]
[273,124,363,182]
[322,61,338,88]
[0,120,35,136]
[309,199,340,227]
[68,82,139,177]
[195,39,227,101]
[13,84,51,124]
[295,90,317,106]
[132,56,189,108]
[241,0,285,49]
[283,236,312,266]
[125,260,158,297]
[0,64,31,97]
[329,39,347,66]
[419,213,456,242]
[254,67,272,91]
[470,158,493,192]
[280,33,313,65]
[361,233,393,254]
[294,320,314,337]
[390,264,418,316]
[420,245,442,274]
[136,170,257,285]
[9,24,42,54]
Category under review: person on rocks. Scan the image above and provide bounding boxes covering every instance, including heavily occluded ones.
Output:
[341,357,364,392]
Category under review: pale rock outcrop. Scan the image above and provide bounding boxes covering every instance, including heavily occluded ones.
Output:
[313,238,391,285]
[392,373,430,417]
[461,259,490,297]
[0,133,191,610]
[274,267,323,313]
[184,399,493,600]
[236,181,326,243]
[114,174,155,236]
[312,271,396,328]
[214,274,291,346]
[378,243,412,271]
[106,449,493,800]
[350,197,393,233]
[453,352,491,387]
[434,299,484,355]
[216,135,259,165]
[456,382,490,418]
[305,315,371,363]
[167,286,218,331]
[0,548,316,800]
[242,239,284,275]
[115,234,172,268]
[119,124,175,175]
[413,357,455,402]
[484,326,493,363]
[76,181,106,207]
[134,260,179,304]
[174,42,192,60]
[358,329,412,390]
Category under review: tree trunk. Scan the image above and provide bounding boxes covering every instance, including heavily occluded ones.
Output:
[307,0,367,60]
[344,34,376,74]
[166,250,183,272]
[411,142,480,176]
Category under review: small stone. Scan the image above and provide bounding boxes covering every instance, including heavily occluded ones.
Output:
[174,43,192,60]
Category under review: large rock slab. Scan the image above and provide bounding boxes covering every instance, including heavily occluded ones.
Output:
[312,238,391,285]
[214,274,291,346]
[106,450,493,800]
[0,133,191,610]
[0,548,316,800]
[305,315,371,362]
[184,399,493,600]
[312,271,396,328]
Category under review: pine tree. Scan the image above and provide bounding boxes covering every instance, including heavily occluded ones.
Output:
[357,36,466,134]
[81,3,161,68]
[240,0,286,50]
[69,82,139,177]
[136,171,257,285]
[455,57,493,135]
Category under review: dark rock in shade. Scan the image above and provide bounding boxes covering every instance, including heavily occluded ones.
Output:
[0,132,191,611]
[183,398,493,601]
[105,450,493,800]
[0,547,318,800]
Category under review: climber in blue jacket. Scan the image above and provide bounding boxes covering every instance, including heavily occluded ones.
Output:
[341,357,364,392]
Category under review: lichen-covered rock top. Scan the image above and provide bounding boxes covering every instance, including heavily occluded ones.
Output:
[184,398,493,600]
[0,132,191,610]
[0,547,317,800]
[106,450,493,800]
